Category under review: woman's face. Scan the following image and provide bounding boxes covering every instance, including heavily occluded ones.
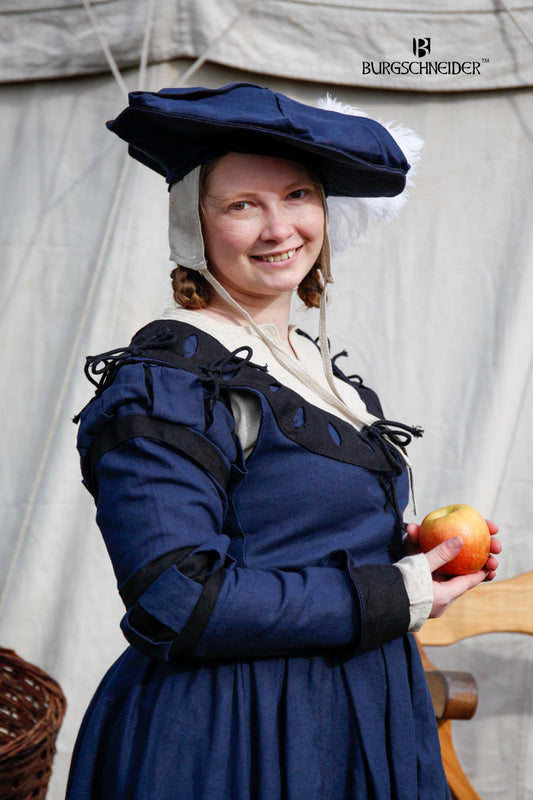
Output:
[200,153,324,306]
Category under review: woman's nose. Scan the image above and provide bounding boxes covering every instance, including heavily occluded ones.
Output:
[259,206,294,242]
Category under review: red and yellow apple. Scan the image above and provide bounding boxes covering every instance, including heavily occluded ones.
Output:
[418,503,491,576]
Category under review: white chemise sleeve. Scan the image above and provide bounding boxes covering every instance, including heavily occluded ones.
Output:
[228,391,262,460]
[394,554,434,632]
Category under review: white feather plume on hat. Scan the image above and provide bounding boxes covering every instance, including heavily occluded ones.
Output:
[317,95,424,252]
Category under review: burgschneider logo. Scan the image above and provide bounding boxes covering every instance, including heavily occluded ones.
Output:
[412,38,431,58]
[362,37,484,77]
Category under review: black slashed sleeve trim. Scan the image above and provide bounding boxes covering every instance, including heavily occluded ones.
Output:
[119,546,196,608]
[168,569,225,659]
[123,548,226,659]
[348,561,411,653]
[84,413,230,498]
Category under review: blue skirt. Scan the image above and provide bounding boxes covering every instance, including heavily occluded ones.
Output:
[66,635,448,800]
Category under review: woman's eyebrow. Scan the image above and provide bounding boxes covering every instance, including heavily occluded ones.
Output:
[206,181,317,202]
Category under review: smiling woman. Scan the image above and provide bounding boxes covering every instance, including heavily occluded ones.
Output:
[198,153,325,344]
[65,82,500,800]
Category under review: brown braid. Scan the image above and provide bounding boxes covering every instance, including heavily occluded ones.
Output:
[170,266,212,309]
[297,260,324,309]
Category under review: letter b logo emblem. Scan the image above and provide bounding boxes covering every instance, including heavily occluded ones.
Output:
[412,37,431,57]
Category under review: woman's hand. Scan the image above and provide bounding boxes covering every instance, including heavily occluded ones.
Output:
[404,520,502,619]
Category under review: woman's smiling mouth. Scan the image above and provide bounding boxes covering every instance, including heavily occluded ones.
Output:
[253,247,300,263]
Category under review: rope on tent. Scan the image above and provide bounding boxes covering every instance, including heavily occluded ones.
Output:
[0,0,157,621]
[498,0,533,50]
[139,0,157,88]
[173,0,258,86]
[82,0,129,100]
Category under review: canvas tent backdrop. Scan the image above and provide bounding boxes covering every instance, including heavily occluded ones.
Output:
[1,2,532,798]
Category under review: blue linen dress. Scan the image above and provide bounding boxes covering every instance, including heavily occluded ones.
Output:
[66,319,449,800]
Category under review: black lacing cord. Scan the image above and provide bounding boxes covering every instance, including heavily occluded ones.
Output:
[296,330,364,387]
[198,346,267,414]
[83,327,180,394]
[83,346,135,389]
[364,419,423,477]
[368,419,424,457]
[378,472,405,556]
[367,419,424,545]
[331,349,363,386]
[72,327,180,423]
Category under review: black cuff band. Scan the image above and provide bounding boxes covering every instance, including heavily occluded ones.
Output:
[349,562,410,653]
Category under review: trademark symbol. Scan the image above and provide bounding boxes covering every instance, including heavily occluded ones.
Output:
[482,57,490,63]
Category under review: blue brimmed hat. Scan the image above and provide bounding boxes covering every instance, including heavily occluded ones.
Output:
[106,82,411,198]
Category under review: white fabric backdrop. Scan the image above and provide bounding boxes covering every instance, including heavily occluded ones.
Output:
[0,20,532,800]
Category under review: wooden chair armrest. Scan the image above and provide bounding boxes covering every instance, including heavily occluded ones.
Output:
[424,669,478,720]
[416,634,478,719]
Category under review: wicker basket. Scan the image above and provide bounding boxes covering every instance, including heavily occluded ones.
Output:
[0,647,67,800]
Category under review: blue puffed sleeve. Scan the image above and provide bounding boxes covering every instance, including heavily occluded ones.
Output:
[77,360,410,661]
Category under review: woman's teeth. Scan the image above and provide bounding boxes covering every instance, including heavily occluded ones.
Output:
[257,248,297,263]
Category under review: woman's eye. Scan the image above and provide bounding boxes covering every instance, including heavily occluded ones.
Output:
[229,200,250,211]
[288,189,307,200]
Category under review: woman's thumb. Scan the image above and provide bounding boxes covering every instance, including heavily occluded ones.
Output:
[425,536,463,573]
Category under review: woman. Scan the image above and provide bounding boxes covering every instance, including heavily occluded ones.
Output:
[67,83,500,799]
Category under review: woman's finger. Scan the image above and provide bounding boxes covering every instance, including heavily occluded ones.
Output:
[404,522,419,541]
[424,536,464,574]
[485,518,499,535]
[489,536,502,555]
